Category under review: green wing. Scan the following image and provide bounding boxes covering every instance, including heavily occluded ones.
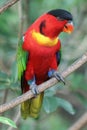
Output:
[16,38,28,80]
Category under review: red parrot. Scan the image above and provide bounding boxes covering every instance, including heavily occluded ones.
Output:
[17,9,74,119]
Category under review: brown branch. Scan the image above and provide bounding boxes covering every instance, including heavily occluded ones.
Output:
[0,52,87,113]
[0,0,20,14]
[68,112,87,130]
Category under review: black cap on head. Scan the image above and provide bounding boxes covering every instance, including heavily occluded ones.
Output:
[47,9,73,21]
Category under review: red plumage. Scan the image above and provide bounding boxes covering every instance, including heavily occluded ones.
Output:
[23,36,61,84]
[22,14,62,90]
[20,10,74,118]
[22,13,63,82]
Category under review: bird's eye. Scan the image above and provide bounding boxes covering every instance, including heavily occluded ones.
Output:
[57,17,64,21]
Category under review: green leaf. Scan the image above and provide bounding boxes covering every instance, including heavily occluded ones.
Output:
[45,88,56,97]
[43,96,75,115]
[43,97,58,113]
[0,116,17,128]
[56,97,75,115]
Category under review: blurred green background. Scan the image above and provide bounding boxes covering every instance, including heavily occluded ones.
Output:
[0,0,87,130]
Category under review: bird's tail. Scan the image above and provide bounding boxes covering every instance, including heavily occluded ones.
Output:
[21,73,44,119]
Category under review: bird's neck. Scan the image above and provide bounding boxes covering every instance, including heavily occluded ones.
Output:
[31,30,59,47]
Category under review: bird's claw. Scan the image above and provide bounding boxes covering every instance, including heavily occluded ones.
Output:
[30,83,39,96]
[53,72,65,85]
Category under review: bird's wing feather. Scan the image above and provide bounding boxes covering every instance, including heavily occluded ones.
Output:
[16,37,28,80]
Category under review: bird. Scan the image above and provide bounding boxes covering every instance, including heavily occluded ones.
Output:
[17,9,74,119]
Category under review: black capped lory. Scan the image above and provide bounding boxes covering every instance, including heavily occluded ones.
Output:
[17,9,74,119]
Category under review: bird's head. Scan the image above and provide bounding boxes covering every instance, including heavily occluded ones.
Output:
[38,9,74,38]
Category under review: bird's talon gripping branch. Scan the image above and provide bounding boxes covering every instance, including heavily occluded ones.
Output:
[30,83,39,96]
[48,70,65,85]
[28,78,39,96]
[53,71,65,85]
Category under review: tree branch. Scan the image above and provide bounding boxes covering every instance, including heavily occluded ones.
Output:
[0,0,20,14]
[68,112,87,130]
[0,52,87,113]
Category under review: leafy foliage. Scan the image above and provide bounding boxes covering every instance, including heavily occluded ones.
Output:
[43,96,75,115]
[0,0,87,130]
[0,116,17,128]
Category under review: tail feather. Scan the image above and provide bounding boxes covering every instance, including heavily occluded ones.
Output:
[21,73,44,119]
[21,100,30,119]
[29,92,44,118]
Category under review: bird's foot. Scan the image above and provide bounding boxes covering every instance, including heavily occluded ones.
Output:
[30,83,39,96]
[53,71,65,85]
[48,70,65,85]
[28,77,39,96]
